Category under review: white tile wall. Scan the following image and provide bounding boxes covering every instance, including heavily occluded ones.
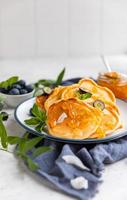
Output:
[69,23,100,56]
[0,25,35,58]
[70,0,100,24]
[102,0,127,54]
[36,0,68,24]
[0,0,34,25]
[37,23,68,57]
[0,0,127,58]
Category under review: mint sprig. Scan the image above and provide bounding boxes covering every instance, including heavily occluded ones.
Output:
[0,76,19,89]
[34,68,65,90]
[76,91,92,100]
[24,104,47,132]
[34,79,55,88]
[55,68,65,86]
[7,134,52,171]
[0,102,51,171]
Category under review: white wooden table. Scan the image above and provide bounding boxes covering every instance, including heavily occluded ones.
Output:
[0,56,127,200]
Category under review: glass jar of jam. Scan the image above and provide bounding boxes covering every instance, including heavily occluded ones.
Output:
[98,71,127,100]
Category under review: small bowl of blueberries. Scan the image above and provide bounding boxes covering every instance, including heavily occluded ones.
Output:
[0,76,34,108]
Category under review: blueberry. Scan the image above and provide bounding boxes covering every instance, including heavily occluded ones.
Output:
[9,88,20,95]
[0,112,9,121]
[12,84,22,90]
[20,89,28,94]
[25,84,33,92]
[17,80,26,87]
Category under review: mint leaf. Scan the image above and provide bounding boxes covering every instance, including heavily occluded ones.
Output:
[18,139,26,152]
[7,136,21,145]
[24,118,40,125]
[15,152,39,171]
[23,132,29,139]
[27,157,39,171]
[0,117,8,148]
[76,91,92,100]
[24,104,47,133]
[34,68,66,88]
[79,93,92,100]
[35,122,45,132]
[0,76,19,89]
[21,136,43,154]
[7,76,19,87]
[32,146,52,158]
[32,104,47,121]
[34,79,55,88]
[55,68,65,86]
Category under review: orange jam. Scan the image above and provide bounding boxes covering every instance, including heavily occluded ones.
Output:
[98,71,127,100]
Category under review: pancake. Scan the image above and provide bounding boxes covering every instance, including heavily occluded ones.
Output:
[61,84,80,99]
[47,98,102,139]
[44,86,64,111]
[91,105,121,138]
[79,78,116,103]
[36,95,48,110]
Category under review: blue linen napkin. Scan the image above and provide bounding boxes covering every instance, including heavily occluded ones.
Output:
[29,136,127,200]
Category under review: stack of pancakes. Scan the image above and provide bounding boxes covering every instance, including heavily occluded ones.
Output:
[36,78,122,139]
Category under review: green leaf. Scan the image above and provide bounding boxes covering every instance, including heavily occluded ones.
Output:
[55,68,65,86]
[76,91,92,100]
[0,81,8,88]
[24,118,40,125]
[27,157,39,171]
[21,136,43,154]
[18,139,26,152]
[7,76,19,87]
[0,76,19,89]
[79,93,92,100]
[0,117,8,148]
[35,122,45,132]
[32,146,52,158]
[15,152,39,171]
[34,79,55,88]
[32,104,47,121]
[7,136,21,144]
[24,104,47,133]
[23,132,29,139]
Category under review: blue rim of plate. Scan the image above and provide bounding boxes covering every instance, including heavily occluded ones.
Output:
[14,78,127,144]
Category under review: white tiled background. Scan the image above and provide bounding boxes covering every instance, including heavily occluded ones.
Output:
[0,0,127,59]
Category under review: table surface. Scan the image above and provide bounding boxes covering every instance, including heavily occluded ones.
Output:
[1,55,127,200]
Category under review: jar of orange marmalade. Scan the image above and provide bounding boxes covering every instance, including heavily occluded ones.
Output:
[98,71,127,100]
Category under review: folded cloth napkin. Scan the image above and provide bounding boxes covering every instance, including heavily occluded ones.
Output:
[29,135,127,200]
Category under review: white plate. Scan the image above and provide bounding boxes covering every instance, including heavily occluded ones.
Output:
[15,97,127,144]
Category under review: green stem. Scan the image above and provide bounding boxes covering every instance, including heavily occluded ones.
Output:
[0,148,12,154]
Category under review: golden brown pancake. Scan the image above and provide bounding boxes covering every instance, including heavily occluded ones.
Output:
[91,106,121,138]
[61,84,79,99]
[79,78,116,103]
[44,86,64,111]
[36,95,48,110]
[47,98,102,139]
